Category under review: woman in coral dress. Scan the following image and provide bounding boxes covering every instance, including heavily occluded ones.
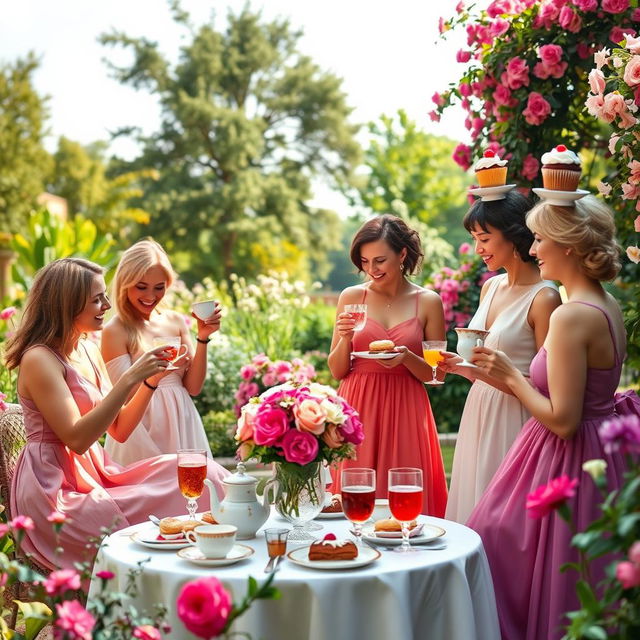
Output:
[443,191,560,523]
[466,196,635,640]
[102,239,215,464]
[328,215,447,516]
[5,258,228,570]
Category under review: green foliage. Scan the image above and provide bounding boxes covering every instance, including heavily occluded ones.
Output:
[0,53,52,233]
[10,208,119,290]
[201,410,238,458]
[100,3,361,283]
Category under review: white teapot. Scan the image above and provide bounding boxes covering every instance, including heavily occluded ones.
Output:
[204,462,271,540]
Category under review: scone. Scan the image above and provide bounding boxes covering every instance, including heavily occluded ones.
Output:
[181,520,201,534]
[541,144,581,191]
[321,494,343,514]
[474,149,508,187]
[369,339,395,354]
[158,517,185,539]
[374,518,418,532]
[308,534,358,560]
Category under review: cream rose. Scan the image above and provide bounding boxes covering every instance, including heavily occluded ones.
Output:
[320,398,346,424]
[582,458,608,481]
[293,399,327,435]
[235,403,258,442]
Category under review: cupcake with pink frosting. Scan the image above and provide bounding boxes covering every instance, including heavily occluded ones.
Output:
[541,144,581,191]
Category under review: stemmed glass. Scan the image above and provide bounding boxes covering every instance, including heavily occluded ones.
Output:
[152,336,188,371]
[177,449,207,520]
[422,340,447,386]
[341,468,376,547]
[344,304,367,332]
[388,467,423,553]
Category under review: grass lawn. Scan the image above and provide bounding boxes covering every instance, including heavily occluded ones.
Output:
[441,444,455,484]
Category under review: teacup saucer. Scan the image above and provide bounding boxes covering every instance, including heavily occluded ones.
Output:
[177,544,254,567]
[468,184,516,201]
[532,188,589,206]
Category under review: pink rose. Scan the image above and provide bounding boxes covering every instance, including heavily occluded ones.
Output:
[240,364,257,381]
[339,403,365,445]
[237,439,255,461]
[611,26,634,45]
[293,399,327,435]
[503,57,529,89]
[526,475,579,519]
[459,82,472,97]
[616,560,640,589]
[625,34,640,54]
[251,354,269,368]
[55,600,95,640]
[621,182,640,200]
[279,429,319,465]
[523,92,551,125]
[0,306,16,320]
[95,570,115,580]
[47,510,67,524]
[453,143,472,170]
[539,43,563,66]
[559,6,581,33]
[261,372,277,387]
[629,540,640,564]
[322,423,345,449]
[487,0,515,18]
[458,242,471,255]
[429,110,440,122]
[534,2,560,29]
[236,404,257,442]
[628,159,640,184]
[574,0,597,9]
[133,626,161,640]
[456,1,465,12]
[177,577,232,639]
[633,8,640,21]
[624,56,640,86]
[601,92,626,122]
[489,18,510,38]
[618,108,638,129]
[253,406,290,446]
[634,214,640,232]
[594,47,611,70]
[602,0,630,14]
[521,154,540,180]
[494,84,513,107]
[456,49,472,63]
[588,69,606,94]
[432,92,445,107]
[576,43,592,59]
[44,569,81,596]
[10,515,34,531]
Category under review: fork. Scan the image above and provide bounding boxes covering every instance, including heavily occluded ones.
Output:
[380,543,447,551]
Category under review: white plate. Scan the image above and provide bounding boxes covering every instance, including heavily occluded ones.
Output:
[131,527,190,550]
[532,188,589,206]
[287,544,380,570]
[177,544,254,567]
[468,184,516,201]
[315,511,346,520]
[362,523,446,546]
[352,351,399,360]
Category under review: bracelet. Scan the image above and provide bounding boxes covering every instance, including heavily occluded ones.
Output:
[143,380,158,391]
[196,337,211,344]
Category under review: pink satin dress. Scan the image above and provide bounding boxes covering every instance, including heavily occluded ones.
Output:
[10,344,228,571]
[331,290,448,516]
[467,303,636,640]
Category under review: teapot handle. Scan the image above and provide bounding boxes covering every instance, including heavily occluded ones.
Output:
[262,477,280,505]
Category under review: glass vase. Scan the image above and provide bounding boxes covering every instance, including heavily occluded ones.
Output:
[271,461,324,541]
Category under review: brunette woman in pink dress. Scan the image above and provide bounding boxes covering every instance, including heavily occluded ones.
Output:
[5,258,228,571]
[328,215,448,516]
[466,196,635,640]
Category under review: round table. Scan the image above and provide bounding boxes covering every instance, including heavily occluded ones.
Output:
[91,511,500,640]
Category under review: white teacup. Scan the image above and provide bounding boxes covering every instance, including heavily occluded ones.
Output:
[454,328,490,363]
[192,299,218,321]
[185,524,237,558]
[372,498,392,521]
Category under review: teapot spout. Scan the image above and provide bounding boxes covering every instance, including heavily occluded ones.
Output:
[204,478,221,517]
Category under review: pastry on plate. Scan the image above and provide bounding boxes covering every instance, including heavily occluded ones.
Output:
[373,517,418,532]
[368,339,395,354]
[321,494,343,513]
[158,517,185,540]
[308,534,358,560]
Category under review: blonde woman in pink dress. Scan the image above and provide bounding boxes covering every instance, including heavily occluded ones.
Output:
[5,258,227,570]
[102,240,216,464]
[328,214,448,516]
[442,191,560,523]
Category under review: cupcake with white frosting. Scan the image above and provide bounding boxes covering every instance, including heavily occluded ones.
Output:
[541,144,581,191]
[474,150,509,187]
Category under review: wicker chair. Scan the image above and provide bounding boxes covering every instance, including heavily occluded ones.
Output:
[0,403,49,630]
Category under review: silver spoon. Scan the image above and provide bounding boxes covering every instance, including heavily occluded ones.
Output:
[148,514,161,526]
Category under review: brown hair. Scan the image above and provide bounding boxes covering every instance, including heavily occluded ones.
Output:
[526,195,621,281]
[5,258,104,369]
[350,214,424,275]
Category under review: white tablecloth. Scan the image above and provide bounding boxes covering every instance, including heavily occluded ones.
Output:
[91,511,499,640]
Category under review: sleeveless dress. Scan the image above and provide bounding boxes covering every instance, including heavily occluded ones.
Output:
[446,274,558,523]
[331,289,448,516]
[467,303,637,640]
[104,354,212,465]
[10,344,228,571]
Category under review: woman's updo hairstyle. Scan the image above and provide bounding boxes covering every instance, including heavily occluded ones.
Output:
[350,214,424,275]
[526,195,621,281]
[463,190,536,263]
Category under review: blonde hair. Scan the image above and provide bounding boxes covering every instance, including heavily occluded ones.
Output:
[112,239,176,354]
[526,195,621,281]
[5,258,104,369]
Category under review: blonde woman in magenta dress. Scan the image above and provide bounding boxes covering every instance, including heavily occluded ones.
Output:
[442,191,560,523]
[328,214,448,516]
[102,240,215,464]
[5,258,227,570]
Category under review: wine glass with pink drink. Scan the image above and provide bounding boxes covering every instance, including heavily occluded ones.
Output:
[388,467,423,553]
[344,304,367,332]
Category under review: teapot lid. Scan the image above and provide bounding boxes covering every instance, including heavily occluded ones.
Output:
[223,462,258,485]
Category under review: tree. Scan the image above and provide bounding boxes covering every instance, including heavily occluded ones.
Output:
[47,136,158,242]
[0,53,52,232]
[100,3,361,283]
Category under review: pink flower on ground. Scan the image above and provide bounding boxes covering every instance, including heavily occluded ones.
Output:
[521,154,540,180]
[523,92,551,125]
[44,569,82,596]
[253,406,290,446]
[10,515,34,531]
[616,560,640,589]
[95,570,115,580]
[588,69,606,94]
[634,214,640,232]
[54,600,95,640]
[133,625,161,640]
[47,511,67,524]
[602,0,630,14]
[177,577,232,639]
[0,307,16,320]
[279,429,319,465]
[293,399,327,435]
[526,475,579,519]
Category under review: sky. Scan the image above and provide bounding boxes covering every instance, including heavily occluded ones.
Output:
[2,0,469,212]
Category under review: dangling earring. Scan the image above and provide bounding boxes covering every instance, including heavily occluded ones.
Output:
[565,249,571,256]
[400,263,405,272]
